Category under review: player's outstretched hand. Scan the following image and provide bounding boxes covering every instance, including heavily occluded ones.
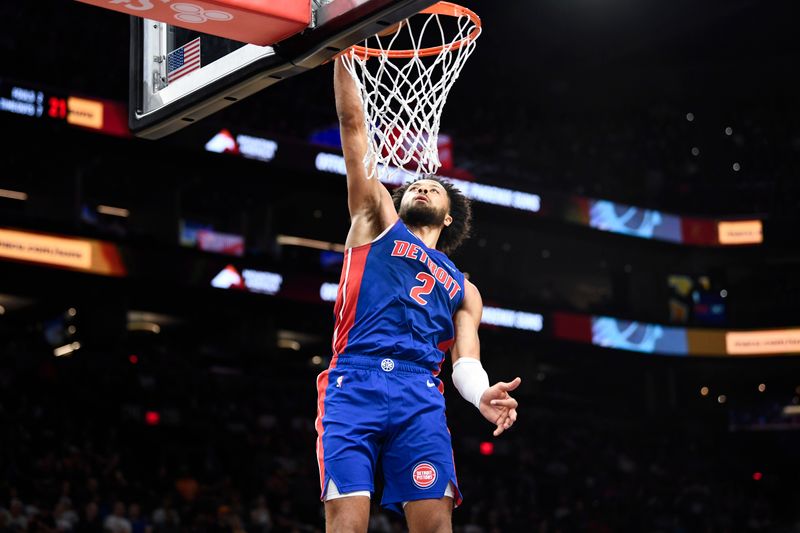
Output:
[478,377,521,437]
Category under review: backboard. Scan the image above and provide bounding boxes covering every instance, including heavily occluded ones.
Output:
[129,0,438,139]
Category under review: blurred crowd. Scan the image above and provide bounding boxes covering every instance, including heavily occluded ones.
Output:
[2,340,799,533]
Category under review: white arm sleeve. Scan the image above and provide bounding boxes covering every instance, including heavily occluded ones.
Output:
[452,357,490,409]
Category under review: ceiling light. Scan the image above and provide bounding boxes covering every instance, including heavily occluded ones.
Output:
[97,205,130,217]
[0,188,28,201]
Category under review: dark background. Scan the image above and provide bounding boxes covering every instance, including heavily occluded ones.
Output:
[1,0,799,531]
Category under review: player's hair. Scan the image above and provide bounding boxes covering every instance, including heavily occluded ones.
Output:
[392,176,472,255]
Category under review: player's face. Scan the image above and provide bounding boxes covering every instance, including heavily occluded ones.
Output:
[398,180,453,228]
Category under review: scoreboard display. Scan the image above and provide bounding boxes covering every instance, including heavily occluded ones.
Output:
[0,80,129,137]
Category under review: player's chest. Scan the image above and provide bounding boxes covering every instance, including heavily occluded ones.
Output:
[375,240,463,305]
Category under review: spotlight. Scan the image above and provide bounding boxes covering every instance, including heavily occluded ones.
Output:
[54,342,81,357]
[128,322,161,334]
[97,205,130,217]
[0,188,27,201]
[278,339,301,351]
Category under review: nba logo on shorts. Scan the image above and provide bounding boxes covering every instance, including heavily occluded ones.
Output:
[412,462,437,489]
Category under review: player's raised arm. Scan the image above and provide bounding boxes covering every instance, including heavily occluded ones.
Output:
[451,280,521,437]
[334,57,397,246]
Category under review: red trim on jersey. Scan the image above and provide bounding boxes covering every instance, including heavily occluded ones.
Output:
[437,338,455,353]
[451,445,463,507]
[315,356,341,500]
[320,240,372,496]
[332,246,370,356]
[435,338,454,395]
[315,369,330,498]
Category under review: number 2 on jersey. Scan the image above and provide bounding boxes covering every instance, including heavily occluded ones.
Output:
[409,272,435,305]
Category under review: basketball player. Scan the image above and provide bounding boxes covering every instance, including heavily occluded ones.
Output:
[315,57,521,533]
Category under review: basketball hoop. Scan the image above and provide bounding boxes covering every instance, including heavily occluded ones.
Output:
[341,2,481,180]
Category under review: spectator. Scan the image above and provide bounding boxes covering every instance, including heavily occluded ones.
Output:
[7,500,27,531]
[103,502,131,533]
[248,496,272,533]
[151,497,179,533]
[74,502,102,533]
[53,497,79,531]
[127,504,148,533]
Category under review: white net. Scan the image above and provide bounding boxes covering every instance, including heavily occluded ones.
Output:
[342,3,481,180]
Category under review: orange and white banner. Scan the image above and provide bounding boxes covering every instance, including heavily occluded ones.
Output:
[717,220,763,245]
[0,228,92,269]
[726,329,800,355]
[0,228,126,276]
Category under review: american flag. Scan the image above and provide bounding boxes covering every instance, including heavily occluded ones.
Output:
[167,37,201,84]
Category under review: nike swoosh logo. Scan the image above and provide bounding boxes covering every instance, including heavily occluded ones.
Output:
[426,380,436,388]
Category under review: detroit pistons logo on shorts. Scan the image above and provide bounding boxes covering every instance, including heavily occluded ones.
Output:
[412,462,437,489]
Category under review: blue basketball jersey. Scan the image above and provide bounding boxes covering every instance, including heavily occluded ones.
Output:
[317,218,468,511]
[330,218,466,371]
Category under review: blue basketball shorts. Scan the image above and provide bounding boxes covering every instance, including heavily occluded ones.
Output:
[315,355,462,514]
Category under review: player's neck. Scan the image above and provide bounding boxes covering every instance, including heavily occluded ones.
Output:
[407,224,442,250]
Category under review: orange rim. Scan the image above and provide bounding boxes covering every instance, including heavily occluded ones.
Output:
[349,2,481,59]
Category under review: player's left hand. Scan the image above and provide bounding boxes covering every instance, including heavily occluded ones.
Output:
[478,377,521,437]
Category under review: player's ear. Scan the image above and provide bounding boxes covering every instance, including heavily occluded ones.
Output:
[443,213,453,227]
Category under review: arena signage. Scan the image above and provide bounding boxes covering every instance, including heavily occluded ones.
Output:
[0,228,92,269]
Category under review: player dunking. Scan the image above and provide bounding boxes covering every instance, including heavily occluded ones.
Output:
[315,57,521,533]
